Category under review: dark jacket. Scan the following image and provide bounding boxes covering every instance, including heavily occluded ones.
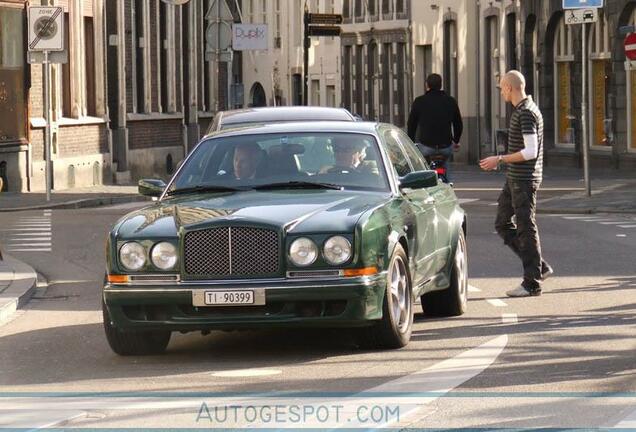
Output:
[407,90,463,149]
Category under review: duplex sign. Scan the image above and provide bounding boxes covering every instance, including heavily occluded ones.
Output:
[232,24,268,51]
[563,0,603,9]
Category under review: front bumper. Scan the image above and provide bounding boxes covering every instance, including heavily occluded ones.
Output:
[103,274,387,332]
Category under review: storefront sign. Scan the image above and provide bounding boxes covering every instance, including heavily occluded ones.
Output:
[232,24,268,51]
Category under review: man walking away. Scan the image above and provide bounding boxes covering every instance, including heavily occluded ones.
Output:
[407,73,463,179]
[479,70,553,297]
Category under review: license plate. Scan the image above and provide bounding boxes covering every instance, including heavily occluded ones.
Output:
[192,289,266,307]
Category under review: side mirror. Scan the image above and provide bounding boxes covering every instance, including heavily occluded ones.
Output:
[138,179,167,197]
[399,170,438,190]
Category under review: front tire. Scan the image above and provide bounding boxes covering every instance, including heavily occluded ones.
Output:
[422,229,468,316]
[102,301,171,356]
[357,244,413,349]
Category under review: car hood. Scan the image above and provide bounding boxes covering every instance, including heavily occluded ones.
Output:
[115,190,391,239]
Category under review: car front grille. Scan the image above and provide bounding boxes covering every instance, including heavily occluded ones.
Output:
[183,227,280,278]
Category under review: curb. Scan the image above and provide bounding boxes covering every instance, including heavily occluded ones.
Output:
[0,195,150,212]
[0,254,38,326]
[538,207,636,215]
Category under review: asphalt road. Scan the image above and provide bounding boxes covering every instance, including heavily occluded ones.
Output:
[1,192,635,429]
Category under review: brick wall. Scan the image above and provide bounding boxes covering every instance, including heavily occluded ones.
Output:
[31,129,44,161]
[58,124,109,157]
[128,119,183,149]
[30,65,43,118]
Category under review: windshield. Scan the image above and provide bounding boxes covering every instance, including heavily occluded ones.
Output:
[169,132,390,193]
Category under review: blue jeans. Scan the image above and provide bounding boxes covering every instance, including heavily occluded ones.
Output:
[417,145,454,181]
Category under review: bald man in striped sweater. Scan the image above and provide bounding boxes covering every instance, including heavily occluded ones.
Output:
[480,70,553,297]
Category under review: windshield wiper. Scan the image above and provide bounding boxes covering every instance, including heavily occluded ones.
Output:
[166,184,247,196]
[253,181,343,191]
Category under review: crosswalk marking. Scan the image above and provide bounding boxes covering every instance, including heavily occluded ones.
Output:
[5,210,52,253]
[618,225,636,229]
[487,299,508,307]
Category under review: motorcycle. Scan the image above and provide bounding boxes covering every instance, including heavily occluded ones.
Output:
[427,153,450,184]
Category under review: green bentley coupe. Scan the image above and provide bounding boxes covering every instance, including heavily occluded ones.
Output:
[103,121,468,355]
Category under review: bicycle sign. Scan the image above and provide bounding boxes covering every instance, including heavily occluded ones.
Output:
[565,8,598,25]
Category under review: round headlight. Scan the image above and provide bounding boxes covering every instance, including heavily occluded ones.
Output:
[289,238,318,266]
[119,242,146,271]
[151,242,178,270]
[323,236,352,265]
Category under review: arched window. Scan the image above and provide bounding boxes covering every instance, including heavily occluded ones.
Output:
[588,11,611,149]
[553,17,575,147]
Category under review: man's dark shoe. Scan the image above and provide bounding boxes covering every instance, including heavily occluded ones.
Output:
[541,262,554,280]
[506,284,542,297]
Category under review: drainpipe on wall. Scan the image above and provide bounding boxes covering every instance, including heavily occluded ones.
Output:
[475,0,482,163]
[407,19,414,118]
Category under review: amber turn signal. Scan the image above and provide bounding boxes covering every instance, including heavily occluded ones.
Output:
[343,266,378,277]
[107,274,129,284]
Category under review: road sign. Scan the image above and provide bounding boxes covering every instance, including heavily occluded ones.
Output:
[232,24,268,50]
[307,13,343,25]
[307,25,341,37]
[625,33,636,61]
[562,0,603,8]
[27,50,68,65]
[28,6,64,52]
[565,8,598,25]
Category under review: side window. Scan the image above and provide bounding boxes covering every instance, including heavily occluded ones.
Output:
[396,129,429,171]
[382,129,412,177]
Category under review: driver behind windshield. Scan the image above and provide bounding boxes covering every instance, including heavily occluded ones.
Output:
[321,137,368,174]
[233,142,264,180]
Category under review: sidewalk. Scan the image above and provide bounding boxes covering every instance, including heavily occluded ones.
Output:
[451,164,636,214]
[0,185,150,212]
[0,254,37,325]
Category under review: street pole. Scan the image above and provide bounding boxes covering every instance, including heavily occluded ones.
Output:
[303,5,309,106]
[43,50,51,202]
[581,23,591,197]
[216,0,221,111]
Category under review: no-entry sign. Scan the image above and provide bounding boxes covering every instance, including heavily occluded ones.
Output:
[625,33,636,61]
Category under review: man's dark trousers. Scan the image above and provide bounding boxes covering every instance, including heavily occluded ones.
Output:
[495,179,542,292]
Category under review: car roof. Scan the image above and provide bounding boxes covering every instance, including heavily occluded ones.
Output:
[217,106,356,125]
[203,121,381,140]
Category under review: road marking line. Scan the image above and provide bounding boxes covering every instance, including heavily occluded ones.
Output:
[580,219,616,222]
[8,238,51,242]
[617,234,627,238]
[486,299,508,307]
[458,198,479,204]
[0,336,508,429]
[3,228,51,231]
[468,285,481,293]
[501,313,518,324]
[598,221,627,225]
[618,225,636,229]
[11,233,52,236]
[212,369,282,378]
[614,407,636,428]
[7,243,52,247]
[6,248,51,252]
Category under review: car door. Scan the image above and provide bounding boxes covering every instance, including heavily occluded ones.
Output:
[381,126,438,287]
[396,129,454,273]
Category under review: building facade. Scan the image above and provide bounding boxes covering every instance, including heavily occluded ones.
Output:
[516,0,636,169]
[0,0,109,192]
[340,0,480,163]
[238,0,342,109]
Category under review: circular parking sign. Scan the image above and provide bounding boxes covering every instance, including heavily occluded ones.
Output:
[625,33,636,61]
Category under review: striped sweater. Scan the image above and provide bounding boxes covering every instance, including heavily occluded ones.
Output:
[506,96,544,182]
